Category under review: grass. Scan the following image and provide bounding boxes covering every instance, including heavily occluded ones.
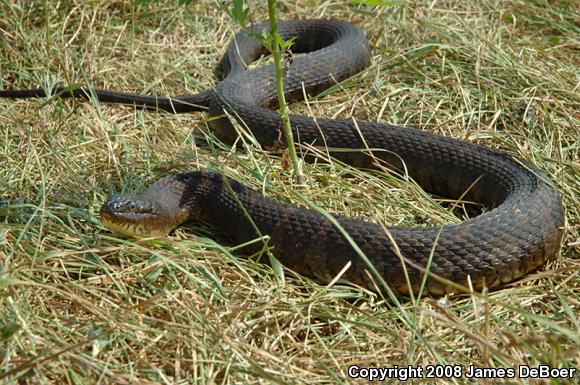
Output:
[0,0,578,384]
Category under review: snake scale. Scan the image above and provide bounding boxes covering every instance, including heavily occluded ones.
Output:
[1,20,565,295]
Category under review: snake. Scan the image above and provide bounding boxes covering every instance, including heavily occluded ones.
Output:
[0,20,565,295]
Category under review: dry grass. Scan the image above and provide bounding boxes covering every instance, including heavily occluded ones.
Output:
[0,0,578,384]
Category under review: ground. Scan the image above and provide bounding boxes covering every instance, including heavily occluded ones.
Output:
[0,0,578,384]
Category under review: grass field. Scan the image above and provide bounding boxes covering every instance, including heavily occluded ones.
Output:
[1,0,578,384]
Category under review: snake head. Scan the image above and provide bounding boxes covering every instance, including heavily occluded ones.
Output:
[100,194,173,237]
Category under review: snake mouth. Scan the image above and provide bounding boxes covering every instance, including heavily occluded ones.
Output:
[100,195,171,237]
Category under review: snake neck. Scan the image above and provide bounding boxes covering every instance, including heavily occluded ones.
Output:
[145,172,248,229]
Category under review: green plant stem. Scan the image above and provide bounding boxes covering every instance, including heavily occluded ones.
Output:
[267,0,305,184]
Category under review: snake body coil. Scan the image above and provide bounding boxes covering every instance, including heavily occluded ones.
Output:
[1,20,564,295]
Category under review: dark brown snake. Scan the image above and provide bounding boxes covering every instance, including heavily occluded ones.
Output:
[1,20,565,295]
